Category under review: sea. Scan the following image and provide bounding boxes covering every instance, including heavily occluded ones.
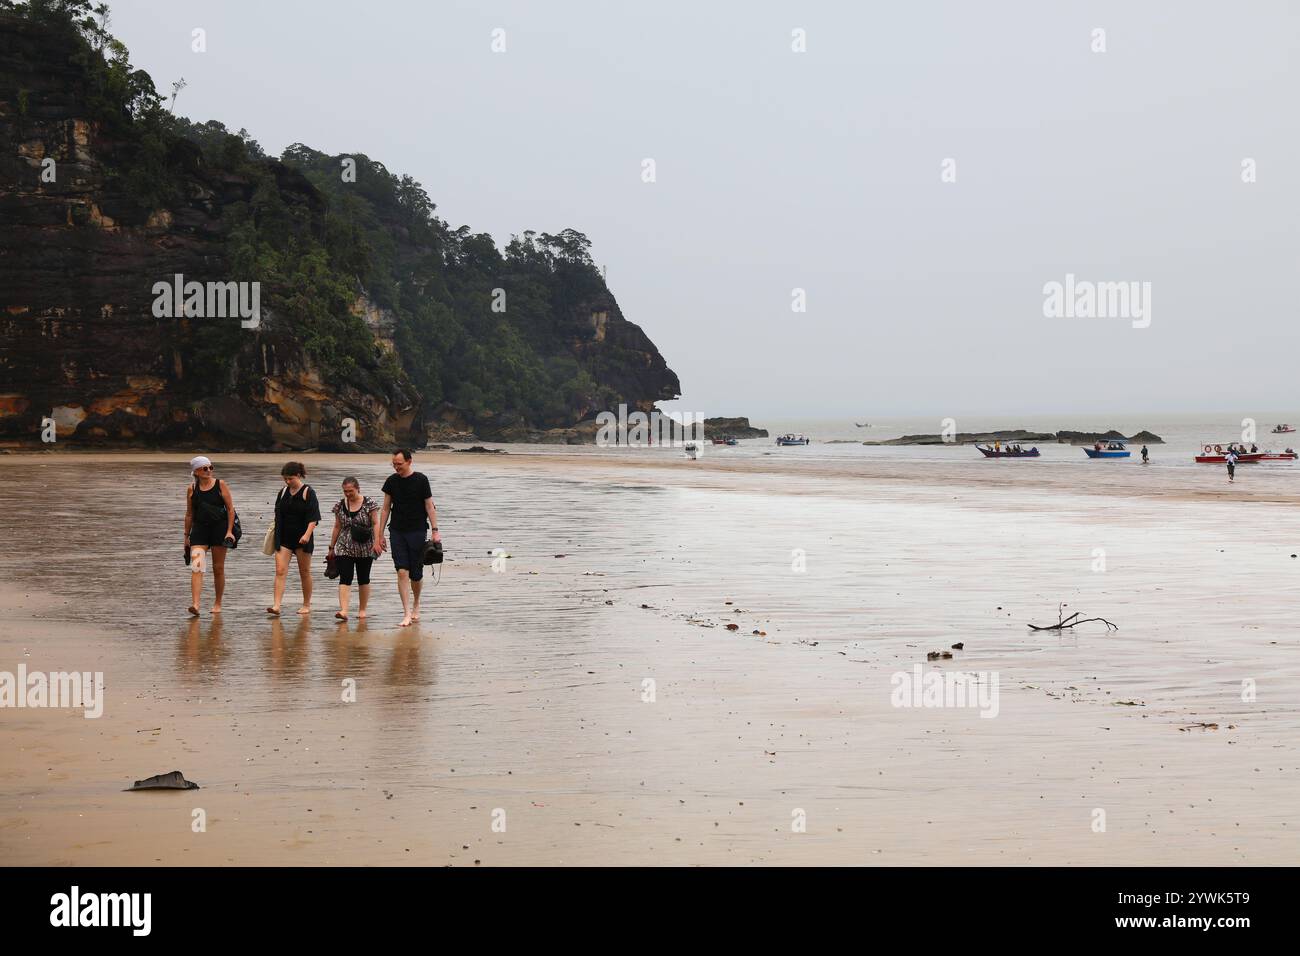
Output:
[523,412,1300,470]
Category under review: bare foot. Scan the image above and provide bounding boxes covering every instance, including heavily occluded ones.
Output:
[187,605,199,617]
[411,609,420,622]
[266,606,280,616]
[210,605,222,614]
[399,617,412,627]
[335,611,347,620]
[358,610,367,619]
[297,606,311,615]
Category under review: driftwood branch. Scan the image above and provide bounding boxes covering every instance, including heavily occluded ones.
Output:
[1027,603,1118,632]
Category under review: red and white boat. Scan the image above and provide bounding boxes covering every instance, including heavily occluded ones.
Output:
[1194,441,1297,464]
[1271,424,1296,434]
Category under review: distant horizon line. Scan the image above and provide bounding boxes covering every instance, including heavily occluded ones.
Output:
[664,408,1297,422]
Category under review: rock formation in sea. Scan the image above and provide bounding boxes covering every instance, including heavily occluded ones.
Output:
[866,428,1164,446]
[1055,429,1164,445]
[867,429,1056,446]
[701,417,768,439]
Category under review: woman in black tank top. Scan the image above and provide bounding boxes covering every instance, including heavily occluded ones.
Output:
[184,456,237,617]
[267,461,320,617]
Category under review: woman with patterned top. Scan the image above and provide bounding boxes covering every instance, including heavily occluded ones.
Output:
[327,476,381,620]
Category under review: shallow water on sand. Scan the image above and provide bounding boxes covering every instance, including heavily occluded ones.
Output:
[1,453,1297,864]
[2,455,1298,715]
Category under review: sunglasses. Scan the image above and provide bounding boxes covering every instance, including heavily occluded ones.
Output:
[197,465,214,471]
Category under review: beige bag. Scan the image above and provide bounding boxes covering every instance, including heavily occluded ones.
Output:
[261,489,280,555]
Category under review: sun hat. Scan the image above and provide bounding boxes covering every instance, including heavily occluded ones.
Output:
[189,455,212,473]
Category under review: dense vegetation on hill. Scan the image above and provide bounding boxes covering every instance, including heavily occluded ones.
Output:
[1,0,678,440]
[278,144,620,425]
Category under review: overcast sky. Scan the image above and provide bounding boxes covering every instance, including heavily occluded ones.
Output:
[108,0,1299,419]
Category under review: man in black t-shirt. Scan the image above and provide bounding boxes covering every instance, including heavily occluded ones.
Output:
[376,448,440,626]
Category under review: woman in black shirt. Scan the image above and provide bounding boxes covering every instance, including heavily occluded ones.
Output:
[268,461,321,616]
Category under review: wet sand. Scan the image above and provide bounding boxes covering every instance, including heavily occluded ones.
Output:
[1,449,1297,864]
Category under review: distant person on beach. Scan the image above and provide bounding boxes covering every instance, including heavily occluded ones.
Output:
[1141,445,1149,463]
[328,477,380,621]
[1226,450,1238,482]
[376,448,441,627]
[268,461,320,616]
[184,455,236,617]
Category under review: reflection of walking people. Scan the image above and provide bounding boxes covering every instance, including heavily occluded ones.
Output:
[328,477,380,621]
[185,455,236,617]
[375,449,441,627]
[1226,450,1237,483]
[268,461,320,616]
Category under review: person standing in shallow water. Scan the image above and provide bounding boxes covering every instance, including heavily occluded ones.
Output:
[328,477,380,621]
[267,461,320,616]
[1226,449,1237,483]
[184,455,236,617]
[375,448,441,627]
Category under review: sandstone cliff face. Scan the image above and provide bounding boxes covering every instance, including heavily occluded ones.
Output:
[445,287,680,442]
[0,14,422,450]
[1,14,682,449]
[565,289,679,418]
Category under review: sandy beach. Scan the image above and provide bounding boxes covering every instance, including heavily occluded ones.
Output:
[1,447,1297,865]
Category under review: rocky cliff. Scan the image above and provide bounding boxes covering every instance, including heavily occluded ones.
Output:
[0,12,425,450]
[0,9,680,449]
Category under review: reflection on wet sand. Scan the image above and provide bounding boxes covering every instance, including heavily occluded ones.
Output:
[174,610,434,695]
[2,452,1298,865]
[384,634,427,693]
[321,621,376,684]
[177,616,229,681]
[265,616,313,682]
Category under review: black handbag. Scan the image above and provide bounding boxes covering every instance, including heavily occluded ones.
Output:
[347,503,374,545]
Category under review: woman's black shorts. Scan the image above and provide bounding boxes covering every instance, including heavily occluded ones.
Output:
[189,521,230,548]
[336,556,373,586]
[280,535,314,554]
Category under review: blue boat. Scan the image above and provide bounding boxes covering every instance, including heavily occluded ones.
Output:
[776,434,810,446]
[1083,439,1130,459]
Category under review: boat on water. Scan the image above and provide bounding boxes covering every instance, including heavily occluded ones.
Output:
[1272,424,1296,434]
[855,422,869,428]
[776,434,810,446]
[1083,440,1131,459]
[711,435,738,446]
[1194,442,1297,464]
[975,443,1039,458]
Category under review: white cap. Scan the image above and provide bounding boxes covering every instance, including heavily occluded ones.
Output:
[189,455,212,473]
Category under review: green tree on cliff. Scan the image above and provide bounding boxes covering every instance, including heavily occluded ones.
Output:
[4,0,675,432]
